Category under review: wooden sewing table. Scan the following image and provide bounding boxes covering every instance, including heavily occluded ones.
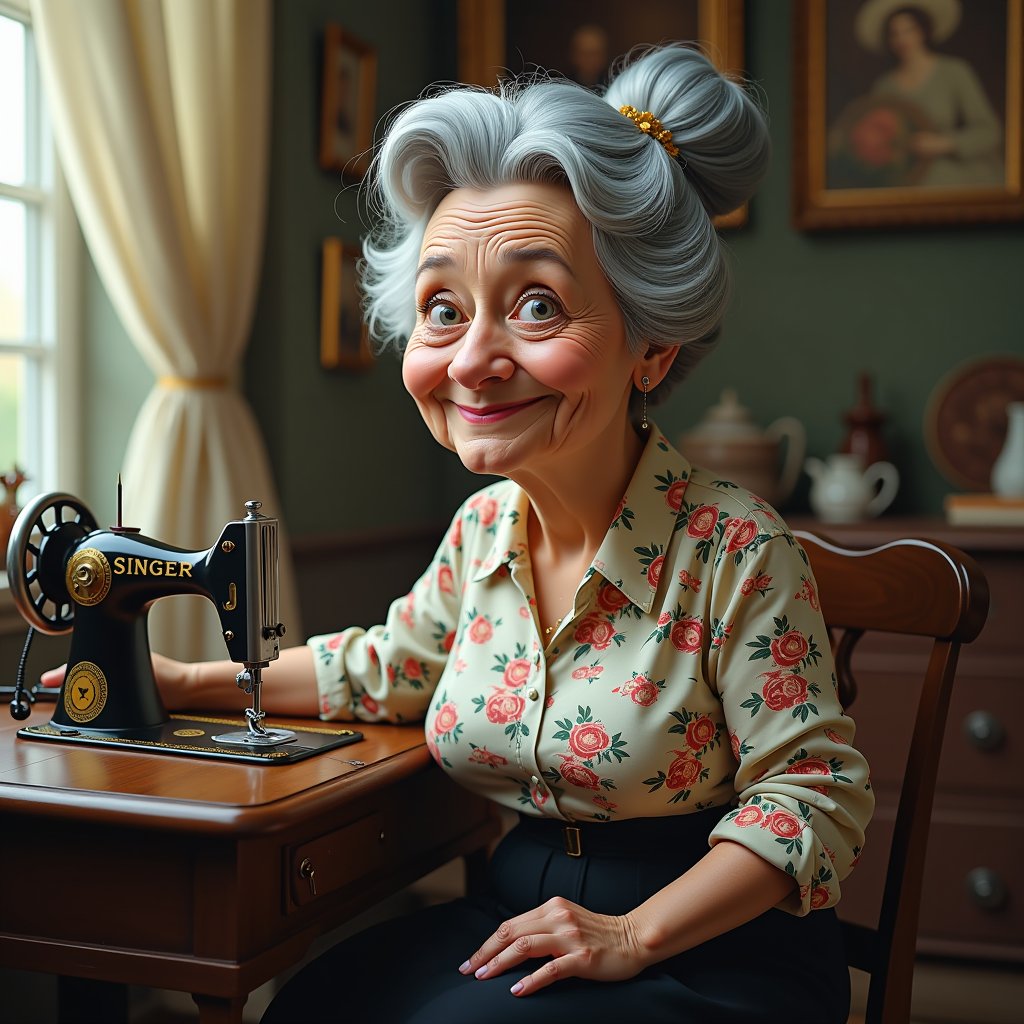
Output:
[0,704,499,1022]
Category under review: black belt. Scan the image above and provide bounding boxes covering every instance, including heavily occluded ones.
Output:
[514,806,728,859]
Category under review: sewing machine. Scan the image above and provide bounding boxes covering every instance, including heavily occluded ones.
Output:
[4,486,360,764]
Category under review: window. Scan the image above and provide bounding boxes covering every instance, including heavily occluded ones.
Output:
[0,0,78,505]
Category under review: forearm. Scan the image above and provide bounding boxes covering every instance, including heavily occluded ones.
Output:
[183,644,320,716]
[627,839,796,966]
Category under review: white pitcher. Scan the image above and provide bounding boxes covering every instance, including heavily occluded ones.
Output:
[805,454,899,523]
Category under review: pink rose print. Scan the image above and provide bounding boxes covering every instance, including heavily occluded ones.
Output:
[403,657,422,681]
[670,616,703,654]
[443,630,455,652]
[545,695,555,708]
[485,691,525,725]
[531,782,549,806]
[468,615,494,644]
[785,757,831,777]
[559,756,601,790]
[763,810,803,839]
[469,495,498,526]
[733,805,764,827]
[438,565,454,595]
[795,576,819,610]
[628,678,660,706]
[665,480,687,513]
[502,658,531,688]
[426,734,441,764]
[449,518,462,547]
[593,794,618,812]
[320,696,331,715]
[568,722,611,759]
[571,665,604,680]
[326,634,343,651]
[810,885,831,909]
[762,672,809,711]
[434,702,458,735]
[360,694,379,714]
[574,613,616,651]
[730,731,741,761]
[647,554,664,589]
[386,664,396,684]
[597,582,631,614]
[468,746,509,768]
[612,497,626,523]
[677,569,702,592]
[657,611,671,627]
[666,750,702,791]
[824,727,849,745]
[724,517,758,552]
[686,504,718,540]
[771,629,809,668]
[685,715,716,750]
[741,571,773,597]
[399,592,415,627]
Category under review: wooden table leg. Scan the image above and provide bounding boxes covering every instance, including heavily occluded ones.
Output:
[191,993,248,1024]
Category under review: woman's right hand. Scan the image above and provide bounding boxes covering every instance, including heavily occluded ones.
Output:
[40,653,197,710]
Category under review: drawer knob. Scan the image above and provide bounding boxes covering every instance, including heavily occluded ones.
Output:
[299,857,318,897]
[962,710,1005,752]
[965,868,1008,912]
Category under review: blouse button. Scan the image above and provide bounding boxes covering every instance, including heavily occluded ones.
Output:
[527,687,539,701]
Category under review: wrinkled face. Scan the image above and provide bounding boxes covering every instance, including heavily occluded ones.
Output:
[403,182,644,479]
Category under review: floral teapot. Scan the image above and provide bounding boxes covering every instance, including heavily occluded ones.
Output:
[677,389,806,508]
[805,453,899,523]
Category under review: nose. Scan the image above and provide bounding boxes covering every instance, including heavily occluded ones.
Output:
[447,314,515,389]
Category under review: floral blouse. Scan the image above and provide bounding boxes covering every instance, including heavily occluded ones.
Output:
[310,427,874,916]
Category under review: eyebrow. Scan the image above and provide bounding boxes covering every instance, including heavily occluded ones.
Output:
[414,247,576,280]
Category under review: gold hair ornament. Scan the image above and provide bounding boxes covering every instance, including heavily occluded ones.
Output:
[619,105,680,158]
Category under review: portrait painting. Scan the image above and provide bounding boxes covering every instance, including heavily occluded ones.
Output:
[318,25,377,178]
[320,239,374,371]
[793,0,1024,228]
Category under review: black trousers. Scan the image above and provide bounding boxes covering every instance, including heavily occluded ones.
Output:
[262,808,850,1024]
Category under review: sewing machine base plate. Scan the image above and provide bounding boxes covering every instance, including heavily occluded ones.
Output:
[17,714,363,764]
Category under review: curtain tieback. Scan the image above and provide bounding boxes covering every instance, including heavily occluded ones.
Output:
[157,376,229,390]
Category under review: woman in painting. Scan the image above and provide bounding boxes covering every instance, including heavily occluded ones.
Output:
[841,0,1003,187]
[117,43,872,1022]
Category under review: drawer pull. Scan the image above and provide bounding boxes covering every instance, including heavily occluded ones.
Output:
[962,711,1005,752]
[965,868,1008,912]
[299,857,318,897]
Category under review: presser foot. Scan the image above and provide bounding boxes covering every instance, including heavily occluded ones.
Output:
[212,668,297,747]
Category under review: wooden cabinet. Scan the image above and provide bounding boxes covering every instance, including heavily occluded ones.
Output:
[789,518,1024,963]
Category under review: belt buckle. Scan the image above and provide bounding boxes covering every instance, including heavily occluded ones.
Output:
[563,824,582,857]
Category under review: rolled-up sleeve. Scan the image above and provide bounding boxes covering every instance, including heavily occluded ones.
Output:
[705,533,874,915]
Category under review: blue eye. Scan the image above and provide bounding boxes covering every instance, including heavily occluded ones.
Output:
[518,296,559,322]
[427,302,463,327]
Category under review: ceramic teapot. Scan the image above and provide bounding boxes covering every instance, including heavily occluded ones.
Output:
[805,454,899,523]
[677,389,806,507]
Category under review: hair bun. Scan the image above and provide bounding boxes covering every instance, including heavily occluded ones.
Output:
[603,44,771,216]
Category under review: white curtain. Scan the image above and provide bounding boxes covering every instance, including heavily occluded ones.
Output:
[31,0,302,661]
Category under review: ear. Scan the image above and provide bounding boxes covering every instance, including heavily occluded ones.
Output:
[632,344,679,391]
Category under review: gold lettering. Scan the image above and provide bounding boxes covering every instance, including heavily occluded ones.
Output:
[151,560,163,576]
[112,556,191,576]
[165,561,178,577]
[180,562,193,578]
[114,556,126,574]
[132,558,147,575]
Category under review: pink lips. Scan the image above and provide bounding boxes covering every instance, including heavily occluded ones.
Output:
[454,398,544,423]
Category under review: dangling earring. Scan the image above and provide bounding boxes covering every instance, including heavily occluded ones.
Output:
[640,376,650,431]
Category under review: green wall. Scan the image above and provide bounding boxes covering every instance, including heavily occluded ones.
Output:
[82,0,1024,537]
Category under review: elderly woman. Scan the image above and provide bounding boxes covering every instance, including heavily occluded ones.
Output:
[149,44,872,1023]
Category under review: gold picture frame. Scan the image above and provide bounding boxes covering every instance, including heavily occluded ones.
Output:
[318,25,377,178]
[320,239,373,371]
[793,0,1024,230]
[456,0,747,227]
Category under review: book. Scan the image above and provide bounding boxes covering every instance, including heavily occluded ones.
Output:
[944,493,1024,526]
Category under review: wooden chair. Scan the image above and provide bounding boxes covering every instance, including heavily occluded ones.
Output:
[793,532,990,1024]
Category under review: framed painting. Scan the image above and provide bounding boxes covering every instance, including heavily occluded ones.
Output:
[318,25,377,178]
[793,0,1024,229]
[320,239,374,371]
[456,0,747,226]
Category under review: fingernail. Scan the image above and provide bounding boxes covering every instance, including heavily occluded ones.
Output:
[458,961,471,973]
[474,965,488,979]
[510,981,524,995]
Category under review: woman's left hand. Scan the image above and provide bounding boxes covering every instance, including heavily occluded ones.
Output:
[459,896,649,997]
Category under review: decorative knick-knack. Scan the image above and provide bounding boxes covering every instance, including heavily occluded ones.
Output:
[991,401,1024,498]
[839,372,890,468]
[805,453,899,523]
[0,465,28,558]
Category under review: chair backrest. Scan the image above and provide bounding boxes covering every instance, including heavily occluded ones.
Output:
[793,532,989,1024]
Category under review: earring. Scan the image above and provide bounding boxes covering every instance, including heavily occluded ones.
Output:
[640,376,650,431]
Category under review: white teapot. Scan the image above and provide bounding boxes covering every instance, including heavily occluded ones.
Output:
[805,454,899,523]
[677,390,806,507]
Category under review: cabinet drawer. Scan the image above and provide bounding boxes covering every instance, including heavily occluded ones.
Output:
[839,808,1024,959]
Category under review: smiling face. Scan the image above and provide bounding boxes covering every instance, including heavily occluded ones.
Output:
[403,182,651,481]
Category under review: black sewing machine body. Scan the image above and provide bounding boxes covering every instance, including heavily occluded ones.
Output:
[6,492,360,763]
